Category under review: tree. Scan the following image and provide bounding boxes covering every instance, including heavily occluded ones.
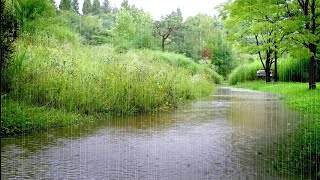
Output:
[286,0,319,89]
[155,10,182,51]
[180,14,234,76]
[92,0,101,15]
[121,0,129,9]
[71,0,79,14]
[59,0,71,11]
[176,8,183,22]
[220,0,288,82]
[101,0,111,14]
[82,0,92,15]
[181,14,217,59]
[1,0,19,93]
[112,7,155,49]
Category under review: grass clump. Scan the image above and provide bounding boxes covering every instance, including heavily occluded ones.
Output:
[228,61,261,85]
[234,81,320,178]
[1,98,92,136]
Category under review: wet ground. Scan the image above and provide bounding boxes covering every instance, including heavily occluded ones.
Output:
[1,87,301,179]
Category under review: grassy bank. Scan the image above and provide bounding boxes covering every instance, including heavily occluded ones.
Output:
[1,98,93,135]
[233,81,320,178]
[1,32,220,136]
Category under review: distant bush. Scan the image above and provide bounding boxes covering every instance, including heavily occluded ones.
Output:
[136,50,223,84]
[228,61,262,85]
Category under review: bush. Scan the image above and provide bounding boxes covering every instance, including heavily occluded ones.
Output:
[228,61,262,85]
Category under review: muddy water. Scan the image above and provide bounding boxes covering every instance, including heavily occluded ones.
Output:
[1,87,301,179]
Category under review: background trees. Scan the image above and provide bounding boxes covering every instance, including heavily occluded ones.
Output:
[220,0,319,88]
[82,0,92,15]
[92,0,101,15]
[101,0,112,14]
[154,9,183,51]
[71,0,79,14]
[59,0,71,11]
[112,7,155,49]
[6,0,235,79]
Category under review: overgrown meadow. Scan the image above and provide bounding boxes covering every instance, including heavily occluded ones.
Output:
[1,21,222,136]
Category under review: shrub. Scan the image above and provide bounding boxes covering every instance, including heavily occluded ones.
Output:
[228,61,262,85]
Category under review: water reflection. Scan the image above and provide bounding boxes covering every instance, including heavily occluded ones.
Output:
[1,87,301,179]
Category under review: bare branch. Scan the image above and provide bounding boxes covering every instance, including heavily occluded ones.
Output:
[298,0,304,9]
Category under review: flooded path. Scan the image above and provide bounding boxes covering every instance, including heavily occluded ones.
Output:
[1,87,301,179]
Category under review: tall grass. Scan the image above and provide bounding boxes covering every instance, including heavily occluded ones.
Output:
[1,14,222,135]
[278,56,309,82]
[228,61,262,85]
[4,34,215,117]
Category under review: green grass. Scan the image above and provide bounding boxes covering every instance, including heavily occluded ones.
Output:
[234,81,320,178]
[228,61,261,85]
[1,31,220,136]
[1,97,93,136]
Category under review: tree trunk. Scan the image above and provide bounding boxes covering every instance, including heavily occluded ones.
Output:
[266,66,271,82]
[274,46,278,83]
[301,0,317,89]
[265,50,271,83]
[308,44,317,89]
[161,37,165,51]
[308,0,317,89]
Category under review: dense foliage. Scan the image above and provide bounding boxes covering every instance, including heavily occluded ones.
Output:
[1,0,224,136]
[1,0,19,93]
[221,0,319,88]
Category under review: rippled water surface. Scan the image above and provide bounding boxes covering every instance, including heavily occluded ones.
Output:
[1,87,301,179]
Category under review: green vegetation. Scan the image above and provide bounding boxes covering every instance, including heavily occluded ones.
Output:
[228,61,261,85]
[228,53,320,85]
[223,0,320,175]
[1,32,216,136]
[233,82,320,178]
[2,0,319,177]
[220,0,320,88]
[1,0,224,136]
[1,98,93,136]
